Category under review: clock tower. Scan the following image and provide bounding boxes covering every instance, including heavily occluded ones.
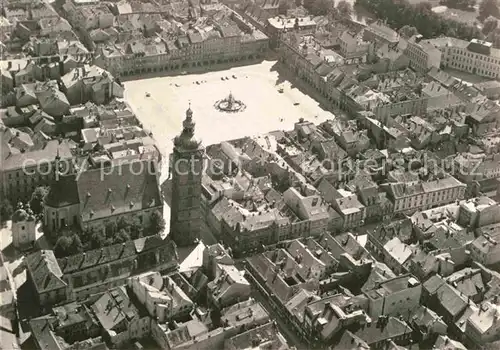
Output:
[169,104,204,246]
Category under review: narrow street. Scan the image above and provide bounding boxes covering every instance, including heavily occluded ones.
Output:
[244,269,311,349]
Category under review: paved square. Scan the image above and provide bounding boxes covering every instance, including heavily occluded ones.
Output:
[124,61,337,165]
[124,60,339,234]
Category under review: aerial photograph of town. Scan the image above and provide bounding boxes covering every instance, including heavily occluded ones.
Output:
[3,0,500,348]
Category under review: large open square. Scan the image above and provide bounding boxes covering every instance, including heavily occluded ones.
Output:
[124,60,339,235]
[124,60,337,165]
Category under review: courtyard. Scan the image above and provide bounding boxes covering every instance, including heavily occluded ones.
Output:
[123,60,339,233]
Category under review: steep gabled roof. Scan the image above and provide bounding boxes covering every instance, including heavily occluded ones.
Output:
[25,250,66,294]
[51,159,162,222]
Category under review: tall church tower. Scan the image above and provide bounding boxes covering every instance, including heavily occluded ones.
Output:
[169,104,204,246]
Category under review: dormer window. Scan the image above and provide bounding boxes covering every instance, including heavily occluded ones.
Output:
[111,205,115,212]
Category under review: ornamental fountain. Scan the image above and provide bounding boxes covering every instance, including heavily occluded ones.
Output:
[214,92,246,113]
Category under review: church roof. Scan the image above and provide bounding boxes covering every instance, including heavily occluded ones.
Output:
[45,159,162,222]
[44,175,80,207]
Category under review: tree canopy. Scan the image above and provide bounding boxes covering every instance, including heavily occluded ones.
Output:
[303,0,335,15]
[355,0,483,40]
[77,214,145,251]
[149,210,166,235]
[483,17,499,34]
[0,200,13,223]
[54,234,83,258]
[486,28,500,48]
[278,0,291,15]
[479,0,500,21]
[398,25,419,38]
[337,0,353,18]
[29,186,49,215]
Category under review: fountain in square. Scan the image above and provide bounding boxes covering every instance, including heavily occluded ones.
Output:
[214,92,246,113]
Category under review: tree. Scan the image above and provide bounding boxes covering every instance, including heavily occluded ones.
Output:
[483,16,499,34]
[398,25,419,38]
[105,221,117,237]
[90,228,106,249]
[54,236,73,258]
[117,216,132,232]
[54,234,83,257]
[149,210,165,235]
[302,0,315,12]
[115,229,131,243]
[29,186,49,215]
[356,0,483,40]
[278,0,291,15]
[486,28,500,47]
[70,235,83,255]
[327,6,339,19]
[0,200,13,223]
[116,216,143,240]
[310,0,333,15]
[129,217,143,240]
[336,0,352,18]
[479,0,500,21]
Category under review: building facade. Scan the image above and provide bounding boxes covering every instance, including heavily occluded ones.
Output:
[11,203,37,249]
[404,35,442,73]
[432,38,500,79]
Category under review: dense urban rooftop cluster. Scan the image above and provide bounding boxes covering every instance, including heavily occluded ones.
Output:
[2,0,500,349]
[0,0,269,78]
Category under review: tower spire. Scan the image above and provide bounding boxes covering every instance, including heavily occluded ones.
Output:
[183,102,195,135]
[170,102,204,247]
